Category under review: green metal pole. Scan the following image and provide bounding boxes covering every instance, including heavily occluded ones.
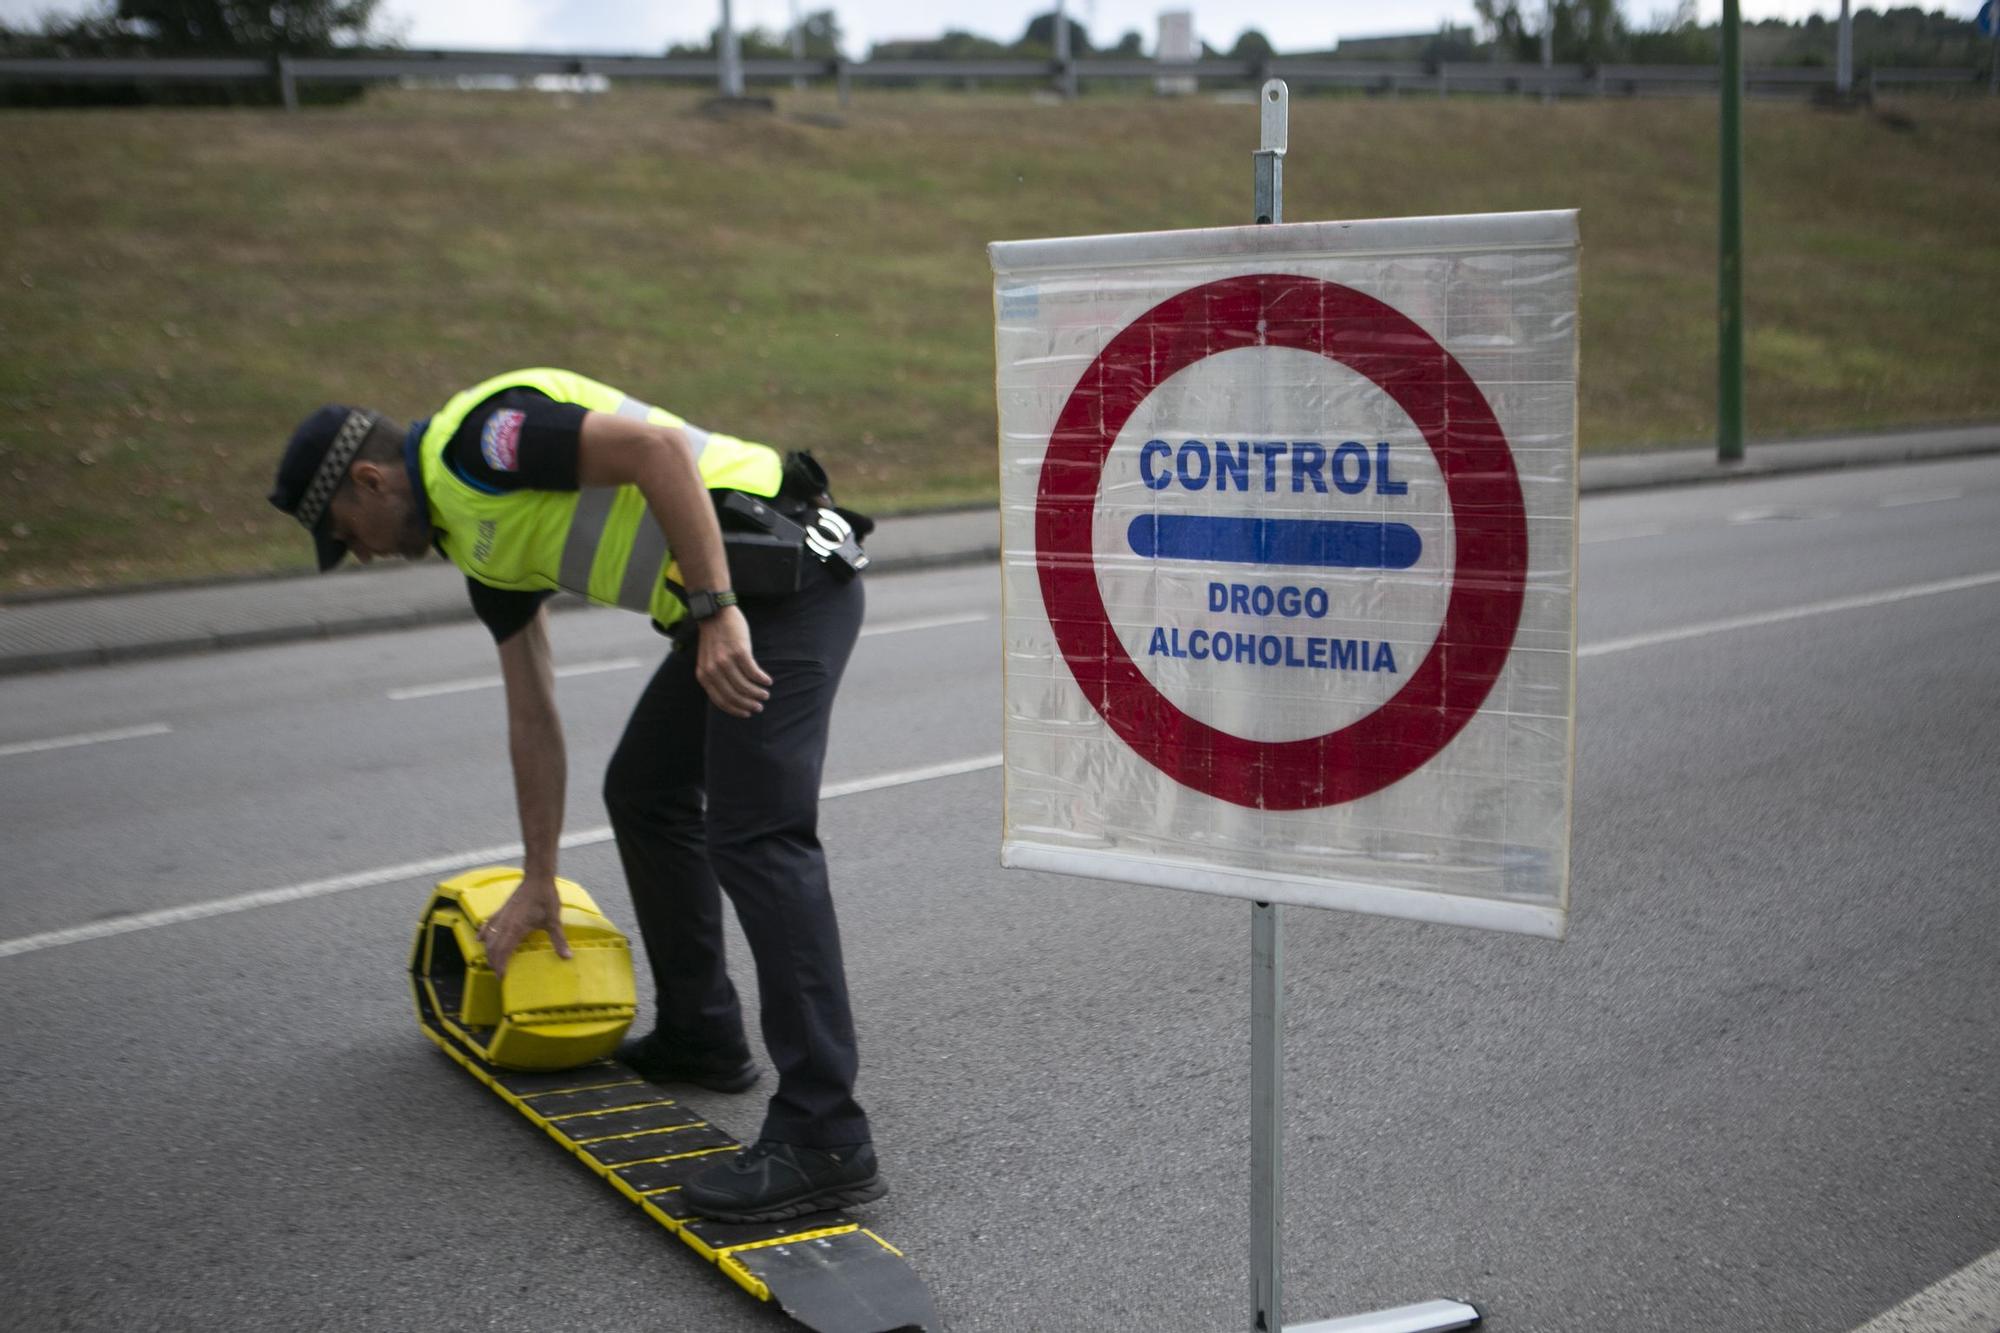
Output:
[1718,0,1745,463]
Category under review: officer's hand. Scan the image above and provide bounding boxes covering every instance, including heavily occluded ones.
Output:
[478,876,572,978]
[696,605,772,718]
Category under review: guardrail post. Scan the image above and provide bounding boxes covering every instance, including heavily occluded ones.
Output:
[274,54,297,112]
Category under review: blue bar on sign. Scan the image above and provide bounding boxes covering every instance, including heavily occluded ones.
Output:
[1127,514,1423,569]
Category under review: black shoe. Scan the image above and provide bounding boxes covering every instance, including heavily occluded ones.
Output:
[617,1031,761,1094]
[681,1140,887,1223]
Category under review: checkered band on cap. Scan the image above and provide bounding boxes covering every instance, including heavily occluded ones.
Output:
[294,409,377,530]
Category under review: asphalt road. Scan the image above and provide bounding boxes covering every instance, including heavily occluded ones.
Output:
[3,456,1997,1333]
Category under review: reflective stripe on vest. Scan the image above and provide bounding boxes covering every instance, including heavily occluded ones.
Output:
[558,396,709,610]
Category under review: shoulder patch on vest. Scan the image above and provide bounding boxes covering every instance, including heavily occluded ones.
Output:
[481,409,526,471]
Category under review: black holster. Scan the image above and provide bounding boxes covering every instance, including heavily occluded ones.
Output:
[713,451,872,596]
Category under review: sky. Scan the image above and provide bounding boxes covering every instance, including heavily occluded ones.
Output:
[1,0,1987,57]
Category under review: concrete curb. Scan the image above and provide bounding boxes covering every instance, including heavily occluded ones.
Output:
[2,423,1994,678]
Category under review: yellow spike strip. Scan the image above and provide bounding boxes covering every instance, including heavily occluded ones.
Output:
[861,1228,907,1258]
[433,1013,633,1095]
[711,1229,868,1303]
[716,1223,860,1257]
[418,1021,785,1306]
[532,1080,648,1096]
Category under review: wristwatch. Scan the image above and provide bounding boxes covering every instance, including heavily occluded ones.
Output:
[683,588,740,622]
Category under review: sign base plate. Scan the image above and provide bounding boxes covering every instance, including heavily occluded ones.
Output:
[1281,1299,1482,1332]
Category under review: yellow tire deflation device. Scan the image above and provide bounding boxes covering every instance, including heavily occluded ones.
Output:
[411,867,934,1333]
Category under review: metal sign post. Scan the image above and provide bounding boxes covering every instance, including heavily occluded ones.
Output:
[718,0,745,98]
[1239,80,1482,1333]
[1718,0,1746,464]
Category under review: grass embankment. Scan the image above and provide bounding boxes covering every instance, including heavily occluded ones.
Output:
[1,88,1996,591]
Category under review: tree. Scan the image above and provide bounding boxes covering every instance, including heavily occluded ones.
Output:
[1627,0,1713,64]
[1018,11,1092,55]
[1112,29,1144,57]
[114,0,382,53]
[1474,0,1627,66]
[1229,28,1274,60]
[796,9,842,59]
[1563,0,1628,66]
[869,29,1008,60]
[669,25,792,59]
[0,0,388,105]
[1474,0,1533,59]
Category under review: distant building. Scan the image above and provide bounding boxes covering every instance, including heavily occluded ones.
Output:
[1332,25,1474,61]
[1157,10,1197,95]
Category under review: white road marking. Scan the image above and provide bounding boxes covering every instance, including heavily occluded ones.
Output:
[389,658,643,701]
[821,753,1001,797]
[1846,1243,2000,1333]
[1877,489,1965,509]
[386,614,991,700]
[859,611,989,637]
[1727,505,1837,524]
[0,753,1004,960]
[1579,525,1666,545]
[0,722,172,759]
[1581,570,2000,658]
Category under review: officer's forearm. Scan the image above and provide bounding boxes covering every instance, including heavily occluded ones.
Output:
[575,413,732,597]
[498,612,567,884]
[508,692,567,884]
[632,436,733,597]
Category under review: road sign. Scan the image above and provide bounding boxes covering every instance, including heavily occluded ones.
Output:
[991,211,1580,938]
[1979,0,1994,37]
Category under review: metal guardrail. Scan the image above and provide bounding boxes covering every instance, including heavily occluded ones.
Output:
[0,52,1989,108]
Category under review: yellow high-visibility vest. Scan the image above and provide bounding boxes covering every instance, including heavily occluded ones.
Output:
[419,368,782,628]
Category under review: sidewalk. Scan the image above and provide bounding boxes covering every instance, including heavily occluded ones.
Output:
[3,422,1995,677]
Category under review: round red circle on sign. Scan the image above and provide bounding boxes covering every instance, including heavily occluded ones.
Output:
[1034,273,1530,811]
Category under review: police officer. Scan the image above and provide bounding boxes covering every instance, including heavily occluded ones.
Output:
[268,368,882,1223]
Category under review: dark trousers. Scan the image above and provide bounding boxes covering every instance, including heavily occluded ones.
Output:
[603,562,870,1148]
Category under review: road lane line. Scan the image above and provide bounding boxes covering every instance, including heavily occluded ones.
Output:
[387,615,991,700]
[1579,525,1666,544]
[1877,489,1965,508]
[0,753,1004,960]
[1846,1243,2000,1333]
[859,611,989,637]
[389,658,642,701]
[1581,570,2000,658]
[822,753,1001,797]
[1727,505,1838,524]
[0,723,172,759]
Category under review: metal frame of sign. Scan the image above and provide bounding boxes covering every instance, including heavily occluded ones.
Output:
[991,190,1579,944]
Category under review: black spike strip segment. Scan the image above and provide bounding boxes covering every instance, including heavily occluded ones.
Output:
[734,1232,941,1333]
[547,1103,704,1143]
[522,1083,660,1117]
[576,1123,737,1167]
[614,1153,738,1193]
